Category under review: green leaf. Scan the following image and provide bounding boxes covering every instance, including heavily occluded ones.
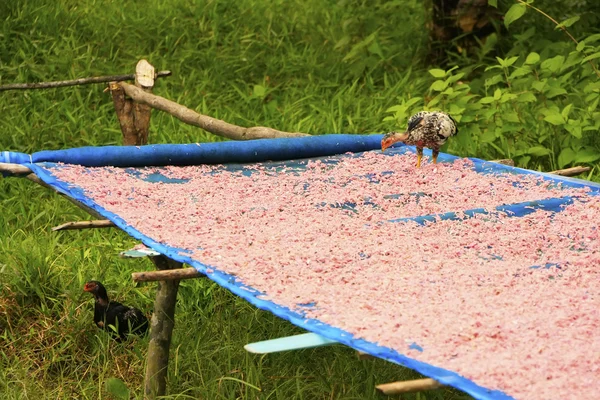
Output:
[493,88,502,100]
[485,74,504,87]
[531,80,546,92]
[527,146,551,157]
[517,92,537,103]
[480,129,497,143]
[585,33,600,43]
[541,55,565,73]
[105,378,130,400]
[555,16,580,29]
[479,96,496,104]
[446,72,465,84]
[576,41,586,52]
[488,0,497,7]
[430,80,448,92]
[582,52,600,63]
[545,87,567,98]
[367,40,384,58]
[544,114,565,125]
[500,93,518,103]
[504,4,527,28]
[504,112,520,123]
[504,56,519,67]
[385,105,404,113]
[557,148,576,168]
[428,69,446,78]
[561,104,573,119]
[574,148,600,164]
[525,52,540,65]
[509,67,531,79]
[253,84,266,98]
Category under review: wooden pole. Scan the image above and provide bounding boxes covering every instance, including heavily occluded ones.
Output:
[110,59,156,145]
[0,70,171,91]
[52,220,115,231]
[133,267,202,282]
[550,166,591,177]
[376,378,443,395]
[145,255,182,399]
[107,60,182,400]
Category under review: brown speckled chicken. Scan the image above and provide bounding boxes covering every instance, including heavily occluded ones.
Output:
[381,111,458,167]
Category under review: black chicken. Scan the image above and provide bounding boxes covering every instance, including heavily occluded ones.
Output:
[381,111,458,167]
[84,280,149,340]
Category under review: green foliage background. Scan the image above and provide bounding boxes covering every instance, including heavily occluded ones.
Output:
[0,0,598,399]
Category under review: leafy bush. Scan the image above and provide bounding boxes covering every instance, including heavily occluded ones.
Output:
[385,1,600,172]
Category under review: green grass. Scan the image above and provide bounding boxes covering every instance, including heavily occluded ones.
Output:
[1,0,597,399]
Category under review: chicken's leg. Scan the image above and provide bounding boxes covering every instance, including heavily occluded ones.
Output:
[416,147,423,168]
[432,148,439,164]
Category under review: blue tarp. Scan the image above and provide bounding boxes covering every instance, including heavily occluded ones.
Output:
[3,134,600,400]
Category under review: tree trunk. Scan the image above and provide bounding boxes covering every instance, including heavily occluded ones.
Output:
[428,0,499,61]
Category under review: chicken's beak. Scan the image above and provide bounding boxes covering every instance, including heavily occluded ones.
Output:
[83,282,95,292]
[381,137,393,152]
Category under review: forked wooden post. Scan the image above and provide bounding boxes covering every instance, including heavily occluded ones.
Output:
[108,60,181,399]
[145,255,182,398]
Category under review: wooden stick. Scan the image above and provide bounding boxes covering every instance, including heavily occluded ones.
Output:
[0,71,171,91]
[490,159,515,166]
[118,82,309,141]
[132,267,202,282]
[52,220,115,231]
[550,166,591,177]
[376,378,443,395]
[145,256,182,399]
[0,162,32,175]
[356,351,374,360]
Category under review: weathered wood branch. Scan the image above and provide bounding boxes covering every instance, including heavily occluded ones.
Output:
[118,82,309,141]
[145,256,182,399]
[0,162,32,175]
[133,267,203,282]
[549,166,591,177]
[376,378,443,395]
[52,220,115,231]
[0,71,171,91]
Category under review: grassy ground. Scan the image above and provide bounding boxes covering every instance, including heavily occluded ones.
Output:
[1,1,595,399]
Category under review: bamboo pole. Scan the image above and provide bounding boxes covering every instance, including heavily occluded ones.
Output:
[145,255,182,399]
[132,267,202,282]
[52,220,115,231]
[0,71,171,91]
[376,378,443,395]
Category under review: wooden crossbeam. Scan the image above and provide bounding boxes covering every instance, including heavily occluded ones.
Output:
[376,378,443,395]
[132,267,202,282]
